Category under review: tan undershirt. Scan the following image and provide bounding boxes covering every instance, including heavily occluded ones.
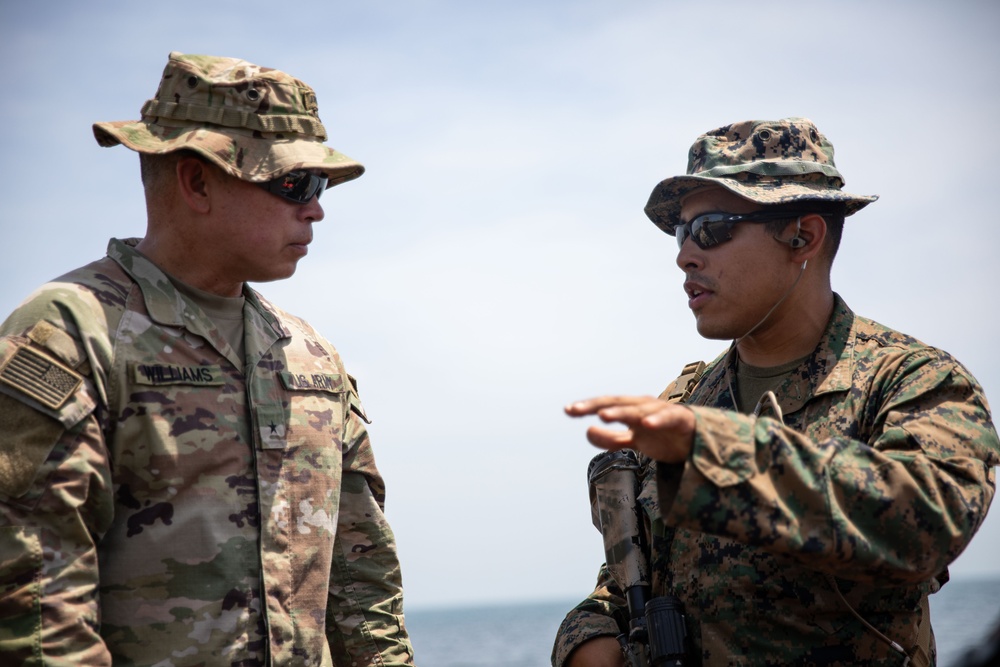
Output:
[167,276,247,361]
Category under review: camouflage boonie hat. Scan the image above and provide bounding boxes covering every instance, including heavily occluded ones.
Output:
[93,52,364,186]
[644,117,877,234]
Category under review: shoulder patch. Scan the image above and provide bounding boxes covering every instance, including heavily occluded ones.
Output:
[0,345,82,410]
[26,321,82,367]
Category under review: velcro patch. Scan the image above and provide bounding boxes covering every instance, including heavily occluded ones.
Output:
[26,321,82,367]
[256,405,287,450]
[132,363,225,386]
[278,371,344,393]
[0,346,82,410]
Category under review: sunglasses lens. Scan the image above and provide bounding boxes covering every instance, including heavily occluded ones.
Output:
[675,211,803,249]
[675,224,690,249]
[676,215,729,250]
[693,218,725,249]
[263,171,328,204]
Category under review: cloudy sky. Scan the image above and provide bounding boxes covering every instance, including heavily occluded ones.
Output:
[2,1,998,611]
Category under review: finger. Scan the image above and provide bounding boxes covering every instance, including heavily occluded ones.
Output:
[596,401,669,425]
[585,425,635,451]
[565,395,655,417]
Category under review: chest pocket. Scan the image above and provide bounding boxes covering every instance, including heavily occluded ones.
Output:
[255,370,347,450]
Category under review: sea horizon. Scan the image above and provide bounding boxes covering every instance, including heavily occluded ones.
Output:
[405,574,1000,666]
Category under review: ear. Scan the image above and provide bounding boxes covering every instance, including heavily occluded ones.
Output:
[789,214,827,263]
[174,156,212,214]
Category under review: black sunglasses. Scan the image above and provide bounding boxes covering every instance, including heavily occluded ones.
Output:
[672,210,804,250]
[258,170,329,204]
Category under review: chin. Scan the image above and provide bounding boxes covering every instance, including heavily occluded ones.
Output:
[694,318,740,341]
[249,268,297,284]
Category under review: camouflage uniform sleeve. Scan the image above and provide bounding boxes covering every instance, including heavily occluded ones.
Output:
[551,564,629,667]
[660,350,999,584]
[326,382,415,666]
[0,336,115,666]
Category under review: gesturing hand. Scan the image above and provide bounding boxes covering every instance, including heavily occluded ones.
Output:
[565,396,696,464]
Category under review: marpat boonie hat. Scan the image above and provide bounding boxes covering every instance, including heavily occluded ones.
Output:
[93,52,364,186]
[644,117,877,234]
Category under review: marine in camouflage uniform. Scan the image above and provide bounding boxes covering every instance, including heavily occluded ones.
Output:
[0,53,414,666]
[554,119,999,666]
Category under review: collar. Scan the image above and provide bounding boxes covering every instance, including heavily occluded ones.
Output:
[695,294,857,416]
[106,238,289,350]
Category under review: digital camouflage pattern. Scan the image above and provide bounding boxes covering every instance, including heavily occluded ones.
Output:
[644,118,879,234]
[93,52,365,185]
[554,296,1000,667]
[0,238,414,666]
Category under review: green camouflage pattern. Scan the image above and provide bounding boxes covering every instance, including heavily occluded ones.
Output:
[644,118,879,234]
[93,52,365,185]
[0,238,413,666]
[554,296,999,667]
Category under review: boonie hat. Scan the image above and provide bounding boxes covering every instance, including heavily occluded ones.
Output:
[644,117,877,234]
[93,52,364,186]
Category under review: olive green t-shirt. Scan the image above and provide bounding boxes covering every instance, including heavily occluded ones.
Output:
[735,354,809,414]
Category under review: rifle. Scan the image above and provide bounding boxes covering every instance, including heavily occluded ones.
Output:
[588,449,687,666]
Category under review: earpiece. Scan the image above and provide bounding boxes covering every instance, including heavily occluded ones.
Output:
[778,217,806,248]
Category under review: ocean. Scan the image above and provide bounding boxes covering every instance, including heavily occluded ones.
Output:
[405,577,1000,666]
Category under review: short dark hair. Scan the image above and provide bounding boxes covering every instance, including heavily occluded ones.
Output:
[139,150,203,191]
[761,200,846,261]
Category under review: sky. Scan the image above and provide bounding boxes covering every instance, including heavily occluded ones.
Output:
[1,1,999,612]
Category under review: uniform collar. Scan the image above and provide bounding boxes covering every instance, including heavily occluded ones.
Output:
[106,238,289,360]
[696,294,857,416]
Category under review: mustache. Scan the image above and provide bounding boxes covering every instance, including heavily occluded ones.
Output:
[685,273,718,291]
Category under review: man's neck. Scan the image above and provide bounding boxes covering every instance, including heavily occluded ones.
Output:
[735,289,834,368]
[135,235,244,297]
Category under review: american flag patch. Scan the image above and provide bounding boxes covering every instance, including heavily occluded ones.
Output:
[0,345,82,410]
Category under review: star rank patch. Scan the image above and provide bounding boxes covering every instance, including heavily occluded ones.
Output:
[0,345,83,410]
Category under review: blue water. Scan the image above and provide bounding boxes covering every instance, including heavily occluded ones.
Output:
[406,577,1000,666]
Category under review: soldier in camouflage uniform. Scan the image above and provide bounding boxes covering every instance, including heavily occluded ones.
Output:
[0,52,415,666]
[553,118,999,667]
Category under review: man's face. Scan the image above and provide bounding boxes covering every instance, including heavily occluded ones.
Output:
[204,167,326,291]
[675,187,796,340]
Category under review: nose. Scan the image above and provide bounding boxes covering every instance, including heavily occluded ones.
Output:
[300,195,325,223]
[675,236,704,272]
